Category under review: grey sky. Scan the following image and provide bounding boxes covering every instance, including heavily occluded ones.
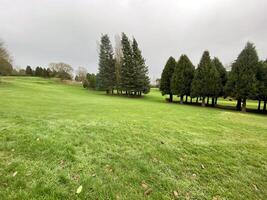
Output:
[1,0,267,80]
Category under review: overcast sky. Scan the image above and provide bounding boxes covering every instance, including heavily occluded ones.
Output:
[1,0,267,79]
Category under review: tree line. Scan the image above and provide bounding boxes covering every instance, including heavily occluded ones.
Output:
[160,42,267,112]
[97,33,150,96]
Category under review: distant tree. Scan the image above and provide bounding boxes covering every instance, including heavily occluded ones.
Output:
[0,57,13,75]
[191,51,220,106]
[160,57,176,102]
[0,40,12,64]
[155,78,161,88]
[25,66,33,76]
[84,73,96,89]
[212,57,227,104]
[76,67,87,82]
[48,62,73,80]
[171,54,194,104]
[97,34,116,93]
[114,34,123,93]
[225,42,258,112]
[132,37,150,94]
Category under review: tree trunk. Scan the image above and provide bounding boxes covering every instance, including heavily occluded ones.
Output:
[185,95,188,103]
[169,93,173,102]
[263,100,266,112]
[180,95,183,104]
[207,97,209,105]
[215,97,218,105]
[106,90,109,94]
[190,97,192,103]
[134,91,137,96]
[212,97,215,107]
[202,97,205,107]
[236,98,241,111]
[241,98,246,112]
[196,97,199,103]
[111,89,114,94]
[258,100,261,111]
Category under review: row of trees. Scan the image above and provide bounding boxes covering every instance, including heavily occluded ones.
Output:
[97,33,150,95]
[160,42,267,112]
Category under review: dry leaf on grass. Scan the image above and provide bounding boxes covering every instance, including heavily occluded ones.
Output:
[252,184,259,191]
[141,181,148,189]
[76,185,83,194]
[92,173,96,177]
[12,171,17,177]
[173,190,179,198]
[201,164,205,169]
[144,188,152,196]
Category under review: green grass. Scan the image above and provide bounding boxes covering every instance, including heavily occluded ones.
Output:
[0,76,266,200]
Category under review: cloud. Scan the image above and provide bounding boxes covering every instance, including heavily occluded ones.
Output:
[1,0,267,79]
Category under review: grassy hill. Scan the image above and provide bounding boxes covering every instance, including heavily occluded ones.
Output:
[0,77,266,199]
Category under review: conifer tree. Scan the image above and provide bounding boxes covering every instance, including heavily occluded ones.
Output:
[98,34,116,94]
[225,42,258,112]
[160,57,176,102]
[26,66,33,76]
[191,51,220,106]
[171,55,194,104]
[255,61,267,111]
[212,57,227,104]
[120,33,135,94]
[132,38,150,94]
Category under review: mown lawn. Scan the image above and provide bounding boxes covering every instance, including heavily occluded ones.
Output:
[0,76,266,200]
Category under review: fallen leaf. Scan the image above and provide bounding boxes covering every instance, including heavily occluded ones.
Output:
[201,164,205,169]
[141,181,148,189]
[144,188,152,196]
[173,190,179,198]
[91,173,96,177]
[185,192,190,200]
[12,171,17,177]
[252,184,259,191]
[76,185,83,194]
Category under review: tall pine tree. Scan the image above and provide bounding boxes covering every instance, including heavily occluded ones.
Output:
[132,38,150,95]
[171,54,194,104]
[98,34,116,94]
[120,33,135,94]
[212,57,227,104]
[160,57,176,102]
[191,51,220,106]
[225,42,258,112]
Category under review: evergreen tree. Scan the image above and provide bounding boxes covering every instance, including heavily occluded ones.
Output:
[98,34,116,94]
[171,54,194,104]
[132,38,150,95]
[212,57,227,104]
[120,33,135,94]
[225,42,258,112]
[35,67,41,76]
[191,51,220,106]
[255,61,267,111]
[160,57,176,102]
[26,66,33,76]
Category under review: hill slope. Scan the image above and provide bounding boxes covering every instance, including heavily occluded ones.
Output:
[0,77,266,199]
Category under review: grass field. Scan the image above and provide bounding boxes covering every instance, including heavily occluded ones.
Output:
[0,76,266,200]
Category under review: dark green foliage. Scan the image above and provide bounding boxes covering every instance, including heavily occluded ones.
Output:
[132,38,150,94]
[160,57,176,101]
[26,66,33,76]
[84,73,96,89]
[255,61,267,111]
[225,42,259,111]
[120,33,134,93]
[191,51,221,106]
[97,34,116,93]
[212,57,227,97]
[0,58,12,75]
[171,55,194,102]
